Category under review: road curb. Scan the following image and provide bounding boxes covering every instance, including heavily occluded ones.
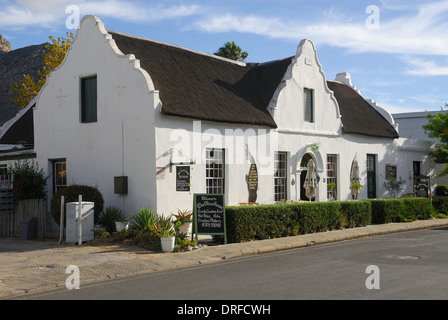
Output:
[1,219,448,299]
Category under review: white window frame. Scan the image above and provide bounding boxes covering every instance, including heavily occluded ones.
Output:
[274,152,288,202]
[53,161,67,193]
[327,154,337,200]
[304,88,314,123]
[206,148,225,194]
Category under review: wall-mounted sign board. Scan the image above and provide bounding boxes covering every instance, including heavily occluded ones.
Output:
[176,166,191,192]
[385,164,397,180]
[193,193,226,244]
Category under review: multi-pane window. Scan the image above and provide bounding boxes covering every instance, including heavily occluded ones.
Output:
[81,75,97,123]
[54,161,67,193]
[304,88,314,123]
[327,155,337,200]
[206,148,224,194]
[274,152,287,202]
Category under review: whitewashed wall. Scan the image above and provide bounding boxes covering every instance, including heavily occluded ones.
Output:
[34,16,158,217]
[30,15,436,221]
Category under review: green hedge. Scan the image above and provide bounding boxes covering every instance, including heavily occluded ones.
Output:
[432,196,448,215]
[225,198,432,243]
[368,198,430,224]
[339,200,372,228]
[226,201,362,243]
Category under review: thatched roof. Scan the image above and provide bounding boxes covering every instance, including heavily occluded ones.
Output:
[110,31,398,139]
[0,103,34,145]
[109,31,289,128]
[0,31,399,147]
[327,81,399,139]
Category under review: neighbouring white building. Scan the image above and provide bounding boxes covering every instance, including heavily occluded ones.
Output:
[393,110,448,186]
[0,16,437,225]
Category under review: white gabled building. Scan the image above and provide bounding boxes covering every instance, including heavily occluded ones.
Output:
[0,15,436,222]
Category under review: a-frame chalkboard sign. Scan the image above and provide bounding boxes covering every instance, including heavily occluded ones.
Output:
[193,194,227,244]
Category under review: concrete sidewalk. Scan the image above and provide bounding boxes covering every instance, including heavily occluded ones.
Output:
[1,218,448,299]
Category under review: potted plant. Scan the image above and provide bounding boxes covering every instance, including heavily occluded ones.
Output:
[327,182,336,201]
[350,181,364,200]
[97,206,128,234]
[173,209,193,237]
[152,215,176,253]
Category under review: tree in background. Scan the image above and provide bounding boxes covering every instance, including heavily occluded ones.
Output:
[214,41,249,62]
[10,32,74,109]
[423,104,448,177]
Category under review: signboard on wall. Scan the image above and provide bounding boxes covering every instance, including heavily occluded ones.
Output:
[385,164,397,180]
[176,166,191,192]
[193,194,227,244]
[247,164,258,203]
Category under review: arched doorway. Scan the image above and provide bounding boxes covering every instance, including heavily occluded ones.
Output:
[298,153,316,201]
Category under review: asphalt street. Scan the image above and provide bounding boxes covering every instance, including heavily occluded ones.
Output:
[18,226,448,301]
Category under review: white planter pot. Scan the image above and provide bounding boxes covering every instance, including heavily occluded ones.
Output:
[179,221,193,236]
[115,221,129,232]
[161,236,175,253]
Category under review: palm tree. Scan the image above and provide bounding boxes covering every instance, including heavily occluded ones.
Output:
[214,41,249,62]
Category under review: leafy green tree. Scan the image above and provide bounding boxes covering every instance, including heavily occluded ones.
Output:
[423,104,448,177]
[10,32,74,109]
[214,41,249,62]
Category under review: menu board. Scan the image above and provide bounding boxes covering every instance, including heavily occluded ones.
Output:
[193,194,227,243]
[176,166,190,192]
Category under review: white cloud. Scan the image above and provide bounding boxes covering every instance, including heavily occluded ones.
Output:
[78,1,200,23]
[192,1,448,56]
[0,0,200,29]
[0,5,58,29]
[405,57,448,76]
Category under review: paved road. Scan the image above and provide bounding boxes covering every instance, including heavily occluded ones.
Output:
[17,226,448,301]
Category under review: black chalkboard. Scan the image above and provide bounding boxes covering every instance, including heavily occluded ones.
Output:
[176,166,191,192]
[193,194,227,244]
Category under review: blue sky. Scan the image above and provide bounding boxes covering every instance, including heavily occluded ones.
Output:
[1,0,448,114]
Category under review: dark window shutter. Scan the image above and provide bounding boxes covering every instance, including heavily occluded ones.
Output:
[81,76,97,123]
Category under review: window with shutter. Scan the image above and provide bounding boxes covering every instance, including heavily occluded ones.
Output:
[304,88,314,123]
[81,75,97,123]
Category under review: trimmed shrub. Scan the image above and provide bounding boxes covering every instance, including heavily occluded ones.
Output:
[432,196,448,216]
[50,184,105,225]
[225,198,432,243]
[225,204,300,243]
[299,202,341,234]
[435,185,448,197]
[369,198,430,224]
[339,200,372,228]
[225,201,343,243]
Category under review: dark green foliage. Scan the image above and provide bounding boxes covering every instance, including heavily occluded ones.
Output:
[97,206,127,233]
[50,184,105,225]
[225,198,432,243]
[134,230,161,252]
[369,198,430,224]
[226,202,342,243]
[129,208,157,232]
[339,200,372,228]
[435,185,448,196]
[7,160,49,201]
[432,196,448,215]
[299,202,341,234]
